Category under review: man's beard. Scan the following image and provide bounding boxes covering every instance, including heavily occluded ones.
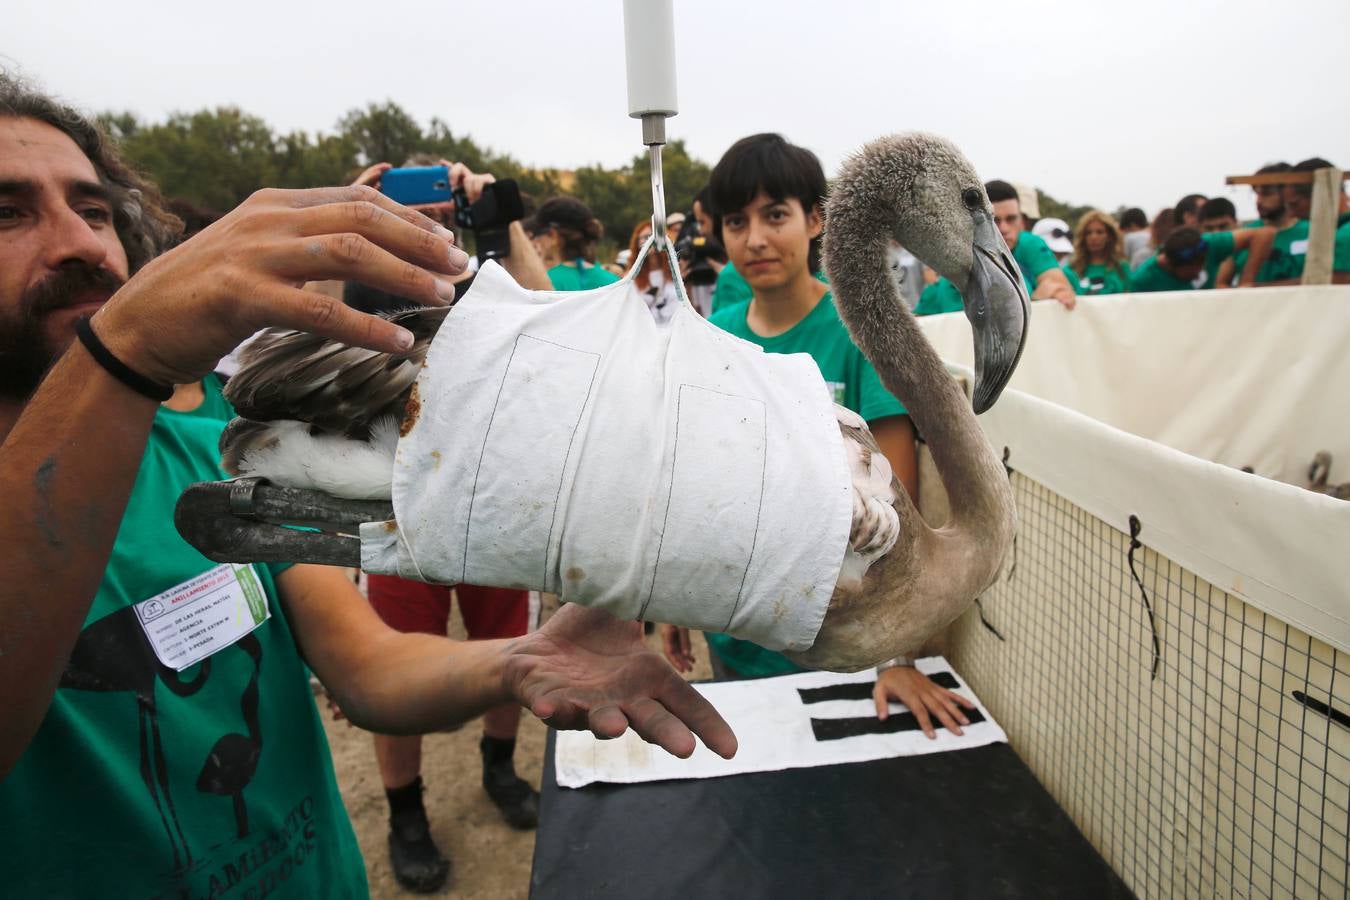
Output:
[0,263,126,401]
[1259,200,1286,222]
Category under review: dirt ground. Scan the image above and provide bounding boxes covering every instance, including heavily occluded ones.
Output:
[319,595,713,899]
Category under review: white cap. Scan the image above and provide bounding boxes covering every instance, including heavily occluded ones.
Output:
[1033,217,1074,254]
[1012,182,1041,219]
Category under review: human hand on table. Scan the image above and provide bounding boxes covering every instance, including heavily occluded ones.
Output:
[91,185,468,386]
[504,605,737,759]
[872,665,976,739]
[658,624,696,673]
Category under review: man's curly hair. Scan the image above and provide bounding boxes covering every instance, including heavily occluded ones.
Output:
[0,72,181,272]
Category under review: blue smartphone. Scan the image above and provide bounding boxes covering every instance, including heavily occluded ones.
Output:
[379,166,452,206]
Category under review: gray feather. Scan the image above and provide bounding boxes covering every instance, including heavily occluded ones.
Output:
[223,306,449,434]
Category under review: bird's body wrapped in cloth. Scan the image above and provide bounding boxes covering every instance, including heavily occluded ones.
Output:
[356,262,856,652]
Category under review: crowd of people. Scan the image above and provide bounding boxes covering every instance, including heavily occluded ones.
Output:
[3,63,1348,899]
[918,161,1350,311]
[525,155,1348,331]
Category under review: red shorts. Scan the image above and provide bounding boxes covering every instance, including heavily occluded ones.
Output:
[366,575,530,639]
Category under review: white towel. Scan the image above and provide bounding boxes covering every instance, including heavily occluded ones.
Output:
[553,658,1007,788]
[360,261,852,652]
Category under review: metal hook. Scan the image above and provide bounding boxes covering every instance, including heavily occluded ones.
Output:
[641,114,669,252]
[649,142,667,252]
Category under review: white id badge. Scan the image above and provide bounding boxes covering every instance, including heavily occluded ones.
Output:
[134,564,271,671]
[1290,239,1309,256]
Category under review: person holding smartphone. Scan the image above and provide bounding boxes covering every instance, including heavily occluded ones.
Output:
[350,155,552,298]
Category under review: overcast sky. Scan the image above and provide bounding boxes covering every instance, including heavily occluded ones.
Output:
[8,0,1348,221]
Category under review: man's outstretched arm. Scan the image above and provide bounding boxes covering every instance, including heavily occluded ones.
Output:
[283,565,737,760]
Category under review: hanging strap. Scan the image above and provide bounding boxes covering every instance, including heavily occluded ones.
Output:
[625,232,695,313]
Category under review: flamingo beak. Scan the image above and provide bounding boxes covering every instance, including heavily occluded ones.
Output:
[964,215,1030,414]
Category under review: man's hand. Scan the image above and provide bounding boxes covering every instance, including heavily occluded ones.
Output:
[91,185,469,386]
[658,624,696,673]
[504,605,737,760]
[1033,268,1077,310]
[873,665,977,739]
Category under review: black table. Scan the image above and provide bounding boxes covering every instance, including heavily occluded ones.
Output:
[530,731,1132,899]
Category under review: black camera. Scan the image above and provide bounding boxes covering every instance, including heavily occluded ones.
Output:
[453,179,525,261]
[672,214,726,287]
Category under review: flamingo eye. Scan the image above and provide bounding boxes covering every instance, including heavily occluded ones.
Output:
[961,188,982,210]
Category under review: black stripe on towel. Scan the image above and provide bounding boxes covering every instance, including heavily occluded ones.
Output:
[810,707,987,742]
[797,671,961,705]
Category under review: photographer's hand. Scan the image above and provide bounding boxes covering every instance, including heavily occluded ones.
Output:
[442,159,496,205]
[93,185,469,386]
[351,162,392,190]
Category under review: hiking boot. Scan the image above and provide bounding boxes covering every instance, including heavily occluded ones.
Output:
[481,736,539,830]
[385,779,450,893]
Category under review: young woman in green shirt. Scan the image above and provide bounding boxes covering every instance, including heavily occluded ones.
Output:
[533,196,621,291]
[1062,210,1131,296]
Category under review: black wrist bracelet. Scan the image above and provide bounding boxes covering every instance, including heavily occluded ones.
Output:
[74,316,174,402]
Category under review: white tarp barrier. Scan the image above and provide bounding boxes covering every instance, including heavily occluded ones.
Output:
[361,261,852,652]
[553,658,1007,788]
[918,286,1350,654]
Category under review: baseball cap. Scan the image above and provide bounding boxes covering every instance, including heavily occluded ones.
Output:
[665,212,687,229]
[1033,217,1073,254]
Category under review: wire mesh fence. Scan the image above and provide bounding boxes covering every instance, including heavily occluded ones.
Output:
[948,470,1350,899]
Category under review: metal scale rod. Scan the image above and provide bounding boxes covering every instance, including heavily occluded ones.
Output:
[622,0,678,251]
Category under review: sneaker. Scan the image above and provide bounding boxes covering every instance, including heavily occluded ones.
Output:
[388,807,451,893]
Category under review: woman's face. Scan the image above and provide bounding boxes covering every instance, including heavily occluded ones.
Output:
[637,225,652,247]
[1083,221,1110,254]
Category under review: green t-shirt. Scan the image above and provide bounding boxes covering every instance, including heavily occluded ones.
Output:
[0,384,366,899]
[1129,256,1194,293]
[711,262,753,313]
[1227,220,1267,287]
[710,263,830,314]
[1012,231,1059,286]
[199,370,236,420]
[1257,219,1310,283]
[915,277,964,316]
[1336,212,1350,273]
[703,292,906,677]
[1061,260,1131,296]
[547,260,621,291]
[1130,231,1236,293]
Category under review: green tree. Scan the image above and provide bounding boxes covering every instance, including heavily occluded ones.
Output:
[97,99,716,245]
[1036,189,1094,229]
[97,111,142,143]
[573,140,712,246]
[272,131,358,190]
[336,100,424,167]
[118,107,281,211]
